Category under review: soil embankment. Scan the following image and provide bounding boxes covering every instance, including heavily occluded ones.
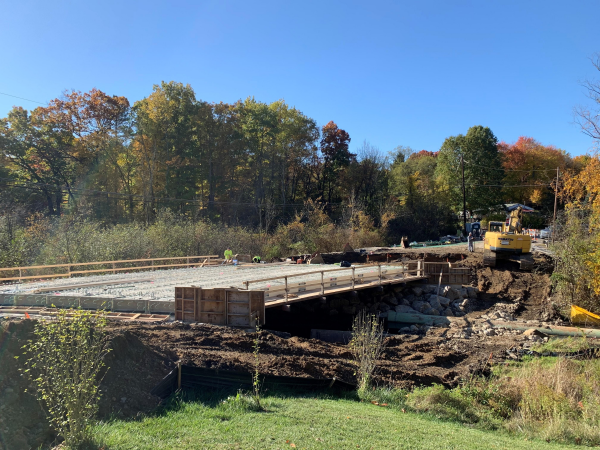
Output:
[0,247,558,449]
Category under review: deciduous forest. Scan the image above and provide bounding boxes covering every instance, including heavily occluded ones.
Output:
[0,81,597,266]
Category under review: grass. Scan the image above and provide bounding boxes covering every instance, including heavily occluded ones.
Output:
[91,389,579,450]
[359,337,600,447]
[530,336,594,353]
[90,337,600,449]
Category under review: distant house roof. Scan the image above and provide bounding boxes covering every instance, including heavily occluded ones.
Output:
[504,203,535,213]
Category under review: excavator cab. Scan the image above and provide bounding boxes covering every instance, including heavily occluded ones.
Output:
[488,222,504,233]
[483,207,534,271]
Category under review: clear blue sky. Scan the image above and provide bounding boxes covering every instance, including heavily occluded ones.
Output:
[1,0,598,156]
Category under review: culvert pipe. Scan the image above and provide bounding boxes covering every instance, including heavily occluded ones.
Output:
[490,321,600,338]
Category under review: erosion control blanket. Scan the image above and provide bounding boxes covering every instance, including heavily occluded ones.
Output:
[151,365,355,398]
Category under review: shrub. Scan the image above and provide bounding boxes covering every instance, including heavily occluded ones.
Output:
[19,310,112,448]
[349,311,385,394]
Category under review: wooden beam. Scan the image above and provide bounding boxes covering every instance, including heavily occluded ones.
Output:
[0,255,219,272]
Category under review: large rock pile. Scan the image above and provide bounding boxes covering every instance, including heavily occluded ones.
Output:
[378,284,480,319]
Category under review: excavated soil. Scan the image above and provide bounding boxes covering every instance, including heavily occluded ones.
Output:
[110,321,520,389]
[1,247,557,450]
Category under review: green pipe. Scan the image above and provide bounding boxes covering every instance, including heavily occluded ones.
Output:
[490,321,600,338]
[388,312,600,338]
[388,313,452,327]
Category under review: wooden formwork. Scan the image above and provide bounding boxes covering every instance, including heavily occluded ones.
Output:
[0,306,169,322]
[423,262,470,285]
[175,287,265,327]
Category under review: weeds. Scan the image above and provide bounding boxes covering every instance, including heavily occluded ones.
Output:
[221,390,263,413]
[349,311,385,395]
[251,325,263,410]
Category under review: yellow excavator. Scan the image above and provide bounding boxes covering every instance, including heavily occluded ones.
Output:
[483,206,534,270]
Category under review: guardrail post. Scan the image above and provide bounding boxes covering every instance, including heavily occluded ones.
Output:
[352,267,355,289]
[244,281,249,290]
[284,276,288,302]
[68,265,71,278]
[19,269,22,281]
[378,265,382,285]
[321,271,325,295]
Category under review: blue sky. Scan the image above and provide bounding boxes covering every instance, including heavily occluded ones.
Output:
[1,0,598,156]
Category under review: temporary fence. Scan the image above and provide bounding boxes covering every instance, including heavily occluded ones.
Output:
[151,364,355,399]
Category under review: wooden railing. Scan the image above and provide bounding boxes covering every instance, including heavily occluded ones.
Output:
[0,255,221,282]
[243,261,424,303]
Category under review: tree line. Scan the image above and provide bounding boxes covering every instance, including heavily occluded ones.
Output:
[0,81,589,245]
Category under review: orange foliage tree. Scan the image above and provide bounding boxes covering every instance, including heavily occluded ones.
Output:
[552,153,600,311]
[498,136,571,207]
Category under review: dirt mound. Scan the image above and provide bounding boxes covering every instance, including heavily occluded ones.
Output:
[98,330,173,418]
[0,320,53,450]
[116,322,520,390]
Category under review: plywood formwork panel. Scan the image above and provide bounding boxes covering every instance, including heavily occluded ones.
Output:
[174,286,265,327]
[197,288,226,325]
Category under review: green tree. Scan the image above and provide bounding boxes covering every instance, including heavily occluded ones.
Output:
[436,125,504,217]
[387,151,455,241]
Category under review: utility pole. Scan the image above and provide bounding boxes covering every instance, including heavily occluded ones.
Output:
[461,155,467,235]
[553,166,559,224]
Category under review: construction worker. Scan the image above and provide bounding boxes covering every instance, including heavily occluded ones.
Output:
[468,232,474,253]
[224,248,233,263]
[252,255,261,263]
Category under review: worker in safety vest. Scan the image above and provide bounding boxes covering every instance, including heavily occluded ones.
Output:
[252,255,261,263]
[224,248,233,263]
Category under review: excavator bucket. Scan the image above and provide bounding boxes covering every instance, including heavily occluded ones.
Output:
[519,254,534,271]
[483,249,496,267]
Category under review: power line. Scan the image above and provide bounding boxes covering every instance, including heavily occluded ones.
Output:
[464,184,553,188]
[0,92,47,106]
[463,160,559,173]
[0,178,344,208]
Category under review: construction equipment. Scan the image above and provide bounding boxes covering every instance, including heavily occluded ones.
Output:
[483,206,533,270]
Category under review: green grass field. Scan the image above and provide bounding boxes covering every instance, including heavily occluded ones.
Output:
[92,390,579,450]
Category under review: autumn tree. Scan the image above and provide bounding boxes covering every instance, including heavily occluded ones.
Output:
[319,121,354,204]
[553,154,600,312]
[498,136,571,212]
[0,106,76,215]
[132,82,201,221]
[39,89,132,218]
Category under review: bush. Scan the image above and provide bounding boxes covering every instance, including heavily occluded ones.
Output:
[551,208,600,313]
[19,310,112,449]
[364,344,600,446]
[349,311,385,394]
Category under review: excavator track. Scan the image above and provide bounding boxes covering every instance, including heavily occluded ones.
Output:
[483,249,496,267]
[519,254,534,271]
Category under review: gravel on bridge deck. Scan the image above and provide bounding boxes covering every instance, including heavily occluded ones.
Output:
[0,263,402,302]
